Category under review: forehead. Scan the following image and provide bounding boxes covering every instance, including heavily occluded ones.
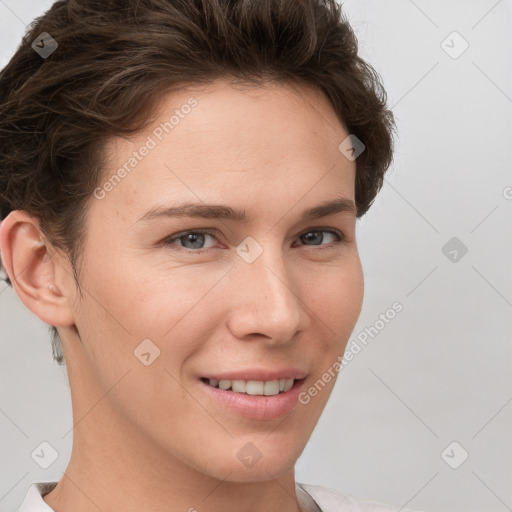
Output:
[96,79,356,222]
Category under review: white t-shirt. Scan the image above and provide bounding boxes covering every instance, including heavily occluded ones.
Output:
[18,481,420,512]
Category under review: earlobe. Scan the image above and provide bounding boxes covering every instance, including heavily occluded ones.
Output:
[0,210,75,327]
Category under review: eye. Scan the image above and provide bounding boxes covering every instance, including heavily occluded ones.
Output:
[164,230,219,251]
[294,229,344,248]
[163,228,344,252]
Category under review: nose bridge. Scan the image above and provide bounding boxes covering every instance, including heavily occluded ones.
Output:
[230,238,303,341]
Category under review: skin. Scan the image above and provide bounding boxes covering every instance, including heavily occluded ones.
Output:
[0,79,364,512]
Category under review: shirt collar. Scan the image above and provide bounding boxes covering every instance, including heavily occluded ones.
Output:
[18,482,57,512]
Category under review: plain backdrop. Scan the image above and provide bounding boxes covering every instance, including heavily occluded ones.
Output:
[1,1,511,511]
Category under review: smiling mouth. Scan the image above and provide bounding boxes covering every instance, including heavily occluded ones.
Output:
[200,377,301,396]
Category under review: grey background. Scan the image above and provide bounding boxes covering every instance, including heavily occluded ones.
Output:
[1,1,511,511]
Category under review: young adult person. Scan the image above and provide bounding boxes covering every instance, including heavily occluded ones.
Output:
[0,1,418,511]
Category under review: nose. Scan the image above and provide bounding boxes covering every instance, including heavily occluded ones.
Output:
[226,243,308,345]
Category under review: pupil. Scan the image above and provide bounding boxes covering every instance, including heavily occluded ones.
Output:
[184,233,204,249]
[304,231,322,245]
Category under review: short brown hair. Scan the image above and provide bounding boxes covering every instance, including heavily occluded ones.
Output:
[0,0,395,365]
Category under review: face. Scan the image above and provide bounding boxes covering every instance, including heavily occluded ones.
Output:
[58,79,364,481]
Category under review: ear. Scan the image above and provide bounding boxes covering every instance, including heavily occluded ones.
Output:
[0,210,75,327]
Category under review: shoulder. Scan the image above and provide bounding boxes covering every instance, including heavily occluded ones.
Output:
[297,482,422,512]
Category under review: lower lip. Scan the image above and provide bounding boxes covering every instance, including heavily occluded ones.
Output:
[198,378,306,420]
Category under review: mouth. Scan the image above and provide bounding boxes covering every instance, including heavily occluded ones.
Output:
[200,377,300,396]
[198,375,307,420]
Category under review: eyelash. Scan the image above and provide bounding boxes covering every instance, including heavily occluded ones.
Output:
[163,228,345,253]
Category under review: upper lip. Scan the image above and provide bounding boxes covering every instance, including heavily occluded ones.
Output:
[200,368,307,381]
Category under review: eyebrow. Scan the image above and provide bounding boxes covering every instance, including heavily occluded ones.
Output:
[136,197,357,224]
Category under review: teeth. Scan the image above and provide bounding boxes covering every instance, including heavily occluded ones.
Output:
[283,379,294,392]
[207,378,295,395]
[218,380,231,390]
[263,380,280,396]
[232,380,246,393]
[246,381,264,395]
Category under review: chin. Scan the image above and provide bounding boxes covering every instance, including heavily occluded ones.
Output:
[229,437,304,481]
[184,438,302,482]
[219,457,297,483]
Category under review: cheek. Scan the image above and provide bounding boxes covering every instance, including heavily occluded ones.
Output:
[308,260,364,329]
[72,256,233,382]
[301,259,364,376]
[75,235,363,366]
